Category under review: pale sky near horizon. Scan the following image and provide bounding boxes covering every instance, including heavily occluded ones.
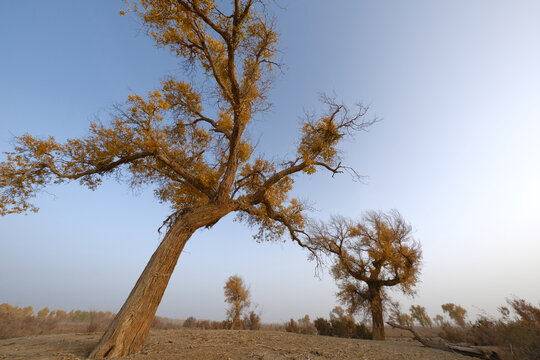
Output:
[1,0,539,323]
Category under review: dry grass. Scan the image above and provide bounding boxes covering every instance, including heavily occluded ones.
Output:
[0,328,472,360]
[3,300,537,360]
[0,303,116,339]
[434,298,540,360]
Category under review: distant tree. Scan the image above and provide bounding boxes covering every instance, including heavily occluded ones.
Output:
[54,310,66,320]
[409,305,432,327]
[442,303,467,327]
[182,316,197,329]
[224,275,251,329]
[22,307,34,317]
[433,314,444,327]
[497,298,540,358]
[0,303,33,318]
[504,298,540,328]
[401,314,414,327]
[310,211,422,340]
[37,307,50,319]
[388,301,414,327]
[0,0,374,357]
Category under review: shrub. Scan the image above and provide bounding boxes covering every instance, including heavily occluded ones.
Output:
[86,311,114,333]
[313,309,371,339]
[285,319,299,333]
[152,315,183,330]
[243,311,261,330]
[329,307,356,338]
[439,322,468,343]
[409,305,432,327]
[297,315,317,335]
[314,318,332,336]
[353,323,372,339]
[441,303,467,327]
[182,316,197,328]
[0,303,103,338]
[438,298,540,360]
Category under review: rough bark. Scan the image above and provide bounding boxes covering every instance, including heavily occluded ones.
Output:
[370,288,385,340]
[89,204,232,358]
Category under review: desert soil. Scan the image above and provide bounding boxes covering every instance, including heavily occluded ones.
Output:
[0,328,471,360]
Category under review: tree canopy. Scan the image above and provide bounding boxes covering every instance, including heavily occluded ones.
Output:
[442,303,467,327]
[309,210,422,340]
[0,0,373,253]
[410,305,432,327]
[224,275,251,329]
[0,1,375,358]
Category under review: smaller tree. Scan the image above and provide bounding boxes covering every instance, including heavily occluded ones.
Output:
[54,310,66,320]
[441,303,467,327]
[409,305,432,327]
[37,307,50,319]
[388,301,414,327]
[310,210,422,340]
[224,275,251,330]
[433,314,444,327]
[243,311,261,330]
[285,318,299,333]
[297,314,318,335]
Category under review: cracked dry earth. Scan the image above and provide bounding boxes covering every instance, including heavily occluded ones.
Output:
[0,328,471,360]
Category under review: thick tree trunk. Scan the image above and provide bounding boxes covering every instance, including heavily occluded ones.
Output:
[370,289,385,340]
[89,204,232,359]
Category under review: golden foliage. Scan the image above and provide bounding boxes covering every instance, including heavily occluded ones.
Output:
[409,305,432,327]
[309,210,422,327]
[224,275,251,330]
[0,0,373,257]
[441,303,467,327]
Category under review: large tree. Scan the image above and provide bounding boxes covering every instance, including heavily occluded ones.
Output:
[0,1,374,358]
[309,210,422,340]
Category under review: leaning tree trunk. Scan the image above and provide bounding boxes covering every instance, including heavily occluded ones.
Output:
[89,204,231,359]
[370,289,385,340]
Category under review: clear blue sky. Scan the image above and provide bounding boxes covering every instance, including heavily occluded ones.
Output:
[1,0,539,323]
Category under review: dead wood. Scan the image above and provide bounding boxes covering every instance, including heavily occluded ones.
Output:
[386,322,501,360]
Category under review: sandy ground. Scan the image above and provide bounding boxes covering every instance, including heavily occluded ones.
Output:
[0,328,472,360]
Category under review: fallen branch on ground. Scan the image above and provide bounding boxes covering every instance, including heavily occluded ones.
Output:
[386,322,500,360]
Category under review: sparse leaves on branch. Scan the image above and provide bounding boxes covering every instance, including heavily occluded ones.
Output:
[0,1,376,357]
[0,0,374,244]
[307,210,422,340]
[441,303,467,327]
